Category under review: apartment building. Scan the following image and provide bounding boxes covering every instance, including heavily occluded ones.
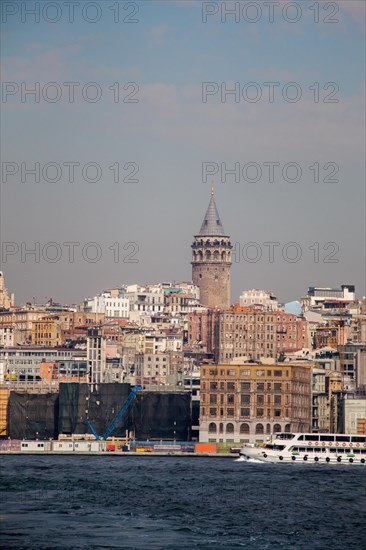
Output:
[199,362,312,444]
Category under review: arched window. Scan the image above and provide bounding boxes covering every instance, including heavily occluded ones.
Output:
[240,423,249,434]
[219,423,224,434]
[206,250,211,260]
[213,250,219,260]
[198,251,203,261]
[208,422,217,433]
[266,423,271,434]
[256,423,264,434]
[226,423,234,434]
[221,251,226,261]
[284,424,291,433]
[193,252,197,261]
[274,424,281,434]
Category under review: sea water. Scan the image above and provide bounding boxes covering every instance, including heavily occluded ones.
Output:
[1,455,365,549]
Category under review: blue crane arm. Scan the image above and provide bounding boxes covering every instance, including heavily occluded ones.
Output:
[102,386,141,440]
[87,419,100,440]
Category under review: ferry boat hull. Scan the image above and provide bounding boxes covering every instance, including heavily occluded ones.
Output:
[239,432,366,465]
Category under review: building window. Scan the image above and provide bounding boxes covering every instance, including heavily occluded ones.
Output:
[227,408,235,417]
[256,408,264,417]
[226,423,234,433]
[274,383,282,391]
[210,382,217,391]
[274,409,281,417]
[209,408,216,416]
[256,423,264,434]
[227,394,234,404]
[274,370,282,377]
[257,383,264,392]
[227,382,235,391]
[274,423,282,433]
[240,369,250,376]
[254,391,266,408]
[209,394,217,404]
[240,423,250,434]
[208,422,217,433]
[241,394,250,405]
[241,382,250,391]
[240,408,250,417]
[274,395,281,405]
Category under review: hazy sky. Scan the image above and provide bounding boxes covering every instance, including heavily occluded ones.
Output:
[1,0,365,305]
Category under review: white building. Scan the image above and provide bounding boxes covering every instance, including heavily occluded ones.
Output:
[301,285,356,312]
[343,398,366,434]
[105,297,130,319]
[87,327,106,384]
[0,325,14,347]
[239,289,278,310]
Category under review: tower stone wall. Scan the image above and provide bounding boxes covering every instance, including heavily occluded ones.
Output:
[191,185,232,309]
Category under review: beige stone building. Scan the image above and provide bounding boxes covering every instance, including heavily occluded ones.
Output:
[199,362,312,444]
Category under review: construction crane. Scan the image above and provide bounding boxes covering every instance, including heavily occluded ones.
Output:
[87,385,141,441]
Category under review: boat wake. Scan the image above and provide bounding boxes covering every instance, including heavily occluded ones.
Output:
[235,456,264,464]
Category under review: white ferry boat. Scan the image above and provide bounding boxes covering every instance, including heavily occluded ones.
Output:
[240,433,366,464]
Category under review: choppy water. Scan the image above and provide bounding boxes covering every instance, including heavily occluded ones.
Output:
[1,455,365,549]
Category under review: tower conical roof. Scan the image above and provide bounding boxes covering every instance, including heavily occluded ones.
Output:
[198,182,226,236]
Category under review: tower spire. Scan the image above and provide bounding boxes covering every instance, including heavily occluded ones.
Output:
[198,181,225,236]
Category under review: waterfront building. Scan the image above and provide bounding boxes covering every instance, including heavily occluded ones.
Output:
[343,398,366,434]
[199,362,312,444]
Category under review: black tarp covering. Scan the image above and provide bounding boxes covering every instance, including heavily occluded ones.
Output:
[8,392,59,440]
[58,383,132,437]
[131,392,191,440]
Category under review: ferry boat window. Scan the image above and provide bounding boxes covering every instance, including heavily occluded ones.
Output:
[305,435,319,441]
[320,435,334,442]
[299,447,306,452]
[298,435,305,441]
[351,436,366,443]
[335,436,350,442]
[330,448,337,453]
